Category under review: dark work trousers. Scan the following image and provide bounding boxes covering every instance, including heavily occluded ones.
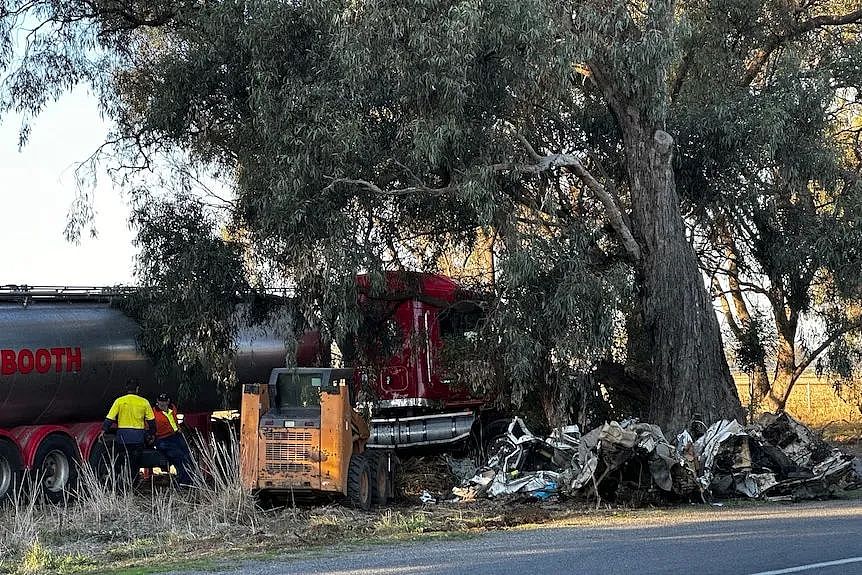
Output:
[155,433,193,486]
[118,442,144,488]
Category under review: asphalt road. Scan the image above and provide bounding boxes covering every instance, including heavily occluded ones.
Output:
[171,499,862,575]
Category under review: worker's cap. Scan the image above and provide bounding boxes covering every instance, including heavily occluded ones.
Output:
[156,393,170,402]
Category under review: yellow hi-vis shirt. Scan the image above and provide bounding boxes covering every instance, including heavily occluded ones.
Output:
[106,394,155,429]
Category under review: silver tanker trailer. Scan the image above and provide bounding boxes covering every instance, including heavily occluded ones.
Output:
[0,286,310,501]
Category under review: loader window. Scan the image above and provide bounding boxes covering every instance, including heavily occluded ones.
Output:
[276,373,322,414]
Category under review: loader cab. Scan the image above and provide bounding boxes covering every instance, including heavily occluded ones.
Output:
[272,369,348,419]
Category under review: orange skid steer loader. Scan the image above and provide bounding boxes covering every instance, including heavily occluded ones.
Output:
[240,367,395,508]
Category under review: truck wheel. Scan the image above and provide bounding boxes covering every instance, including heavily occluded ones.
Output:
[369,451,391,505]
[0,440,23,501]
[87,438,117,487]
[386,453,397,501]
[486,433,518,463]
[33,435,79,504]
[476,419,512,463]
[347,454,371,510]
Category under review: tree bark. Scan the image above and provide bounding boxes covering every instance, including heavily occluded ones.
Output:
[620,116,743,431]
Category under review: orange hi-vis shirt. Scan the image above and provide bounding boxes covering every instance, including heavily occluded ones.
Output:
[154,406,180,439]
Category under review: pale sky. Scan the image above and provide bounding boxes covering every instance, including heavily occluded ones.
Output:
[0,88,137,286]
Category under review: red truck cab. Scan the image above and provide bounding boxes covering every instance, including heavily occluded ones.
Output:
[354,273,486,448]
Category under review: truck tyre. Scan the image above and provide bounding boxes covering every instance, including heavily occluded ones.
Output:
[0,440,23,501]
[368,451,391,505]
[87,438,117,487]
[386,452,397,501]
[476,418,513,463]
[33,435,79,504]
[346,454,371,510]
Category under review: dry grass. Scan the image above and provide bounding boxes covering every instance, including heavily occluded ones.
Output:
[733,375,862,431]
[0,443,587,575]
[0,435,281,575]
[0,478,41,560]
[396,456,461,499]
[733,375,862,454]
[3,444,856,574]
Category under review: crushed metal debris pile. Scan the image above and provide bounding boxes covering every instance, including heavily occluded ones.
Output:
[449,413,861,504]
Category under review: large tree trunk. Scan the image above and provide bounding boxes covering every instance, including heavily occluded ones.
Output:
[622,118,743,432]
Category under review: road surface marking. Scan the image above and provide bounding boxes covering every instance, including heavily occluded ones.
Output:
[746,556,862,575]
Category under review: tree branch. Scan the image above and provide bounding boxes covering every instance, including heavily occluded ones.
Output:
[742,8,862,86]
[670,48,694,101]
[494,140,642,262]
[709,268,773,298]
[323,177,452,197]
[791,320,862,385]
[712,276,743,338]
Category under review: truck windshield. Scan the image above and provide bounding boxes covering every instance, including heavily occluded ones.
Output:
[276,373,322,414]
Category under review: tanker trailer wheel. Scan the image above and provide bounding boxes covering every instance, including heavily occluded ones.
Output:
[346,454,371,510]
[0,440,23,501]
[33,435,79,504]
[368,451,392,506]
[87,438,119,488]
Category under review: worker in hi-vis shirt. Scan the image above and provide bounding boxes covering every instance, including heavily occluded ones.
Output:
[102,378,157,484]
[153,393,193,487]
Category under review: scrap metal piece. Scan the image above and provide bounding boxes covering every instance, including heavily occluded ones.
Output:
[694,419,748,490]
[454,418,572,500]
[735,472,778,498]
[453,412,860,503]
[488,470,561,497]
[571,455,599,490]
[547,425,581,451]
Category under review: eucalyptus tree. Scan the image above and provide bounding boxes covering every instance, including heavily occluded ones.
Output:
[671,2,862,413]
[5,0,860,429]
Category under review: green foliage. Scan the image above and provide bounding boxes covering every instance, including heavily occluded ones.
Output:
[475,225,631,418]
[99,0,632,408]
[672,0,862,398]
[121,193,249,403]
[731,309,774,375]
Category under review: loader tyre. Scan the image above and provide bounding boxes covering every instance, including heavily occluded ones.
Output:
[0,440,23,501]
[368,451,391,505]
[33,434,79,504]
[347,454,371,510]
